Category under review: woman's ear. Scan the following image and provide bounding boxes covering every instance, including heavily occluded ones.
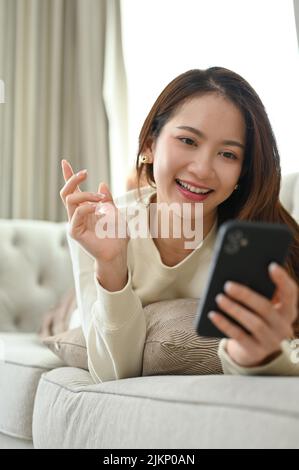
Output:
[144,138,155,163]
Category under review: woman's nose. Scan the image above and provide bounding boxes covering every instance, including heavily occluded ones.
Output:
[187,153,214,178]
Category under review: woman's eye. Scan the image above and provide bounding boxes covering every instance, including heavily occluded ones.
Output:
[179,137,196,146]
[220,151,237,160]
[177,138,237,158]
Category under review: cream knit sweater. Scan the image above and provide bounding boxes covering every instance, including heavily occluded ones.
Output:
[66,186,299,383]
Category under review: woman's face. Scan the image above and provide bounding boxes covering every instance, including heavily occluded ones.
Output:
[147,93,246,226]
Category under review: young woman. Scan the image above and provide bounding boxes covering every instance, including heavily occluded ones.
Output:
[60,67,299,383]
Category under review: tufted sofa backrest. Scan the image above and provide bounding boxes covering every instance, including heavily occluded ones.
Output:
[0,219,74,332]
[280,172,299,223]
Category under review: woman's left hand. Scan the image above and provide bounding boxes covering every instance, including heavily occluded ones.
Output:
[209,262,298,367]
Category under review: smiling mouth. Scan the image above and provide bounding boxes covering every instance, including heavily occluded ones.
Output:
[175,178,214,195]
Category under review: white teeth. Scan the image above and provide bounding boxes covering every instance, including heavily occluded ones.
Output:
[177,179,211,194]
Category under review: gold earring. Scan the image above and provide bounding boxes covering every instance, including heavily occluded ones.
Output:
[139,155,150,164]
[234,183,239,190]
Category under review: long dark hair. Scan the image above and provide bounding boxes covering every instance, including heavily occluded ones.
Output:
[135,67,299,335]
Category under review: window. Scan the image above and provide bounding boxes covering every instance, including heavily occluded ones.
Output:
[121,0,299,175]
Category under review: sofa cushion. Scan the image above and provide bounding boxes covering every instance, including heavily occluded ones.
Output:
[32,367,299,449]
[41,299,223,376]
[142,298,222,376]
[38,288,77,338]
[0,333,64,440]
[42,327,88,370]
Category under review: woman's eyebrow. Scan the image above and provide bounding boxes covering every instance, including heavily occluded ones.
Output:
[176,126,245,150]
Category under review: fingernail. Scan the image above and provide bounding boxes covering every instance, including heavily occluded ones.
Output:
[224,281,233,293]
[93,194,105,201]
[208,311,216,319]
[77,169,87,176]
[215,294,224,303]
[269,262,279,272]
[94,192,106,198]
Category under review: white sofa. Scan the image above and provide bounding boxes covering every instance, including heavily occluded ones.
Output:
[0,173,298,449]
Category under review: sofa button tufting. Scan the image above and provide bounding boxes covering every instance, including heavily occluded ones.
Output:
[38,272,46,285]
[12,236,18,246]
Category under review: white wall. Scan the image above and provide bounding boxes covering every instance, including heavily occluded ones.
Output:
[294,0,299,48]
[121,0,299,176]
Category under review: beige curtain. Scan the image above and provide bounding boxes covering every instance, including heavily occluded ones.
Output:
[0,0,128,221]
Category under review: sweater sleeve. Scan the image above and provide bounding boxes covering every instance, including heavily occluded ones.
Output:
[217,337,299,376]
[66,228,146,384]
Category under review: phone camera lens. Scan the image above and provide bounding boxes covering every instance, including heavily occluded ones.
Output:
[240,238,248,247]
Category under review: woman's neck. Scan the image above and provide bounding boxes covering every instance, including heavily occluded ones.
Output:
[148,192,217,262]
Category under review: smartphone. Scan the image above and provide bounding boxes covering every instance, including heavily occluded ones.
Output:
[194,220,293,338]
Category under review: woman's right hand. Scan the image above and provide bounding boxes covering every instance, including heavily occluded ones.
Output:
[60,159,130,266]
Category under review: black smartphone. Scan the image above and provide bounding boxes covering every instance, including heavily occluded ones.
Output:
[194,220,293,338]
